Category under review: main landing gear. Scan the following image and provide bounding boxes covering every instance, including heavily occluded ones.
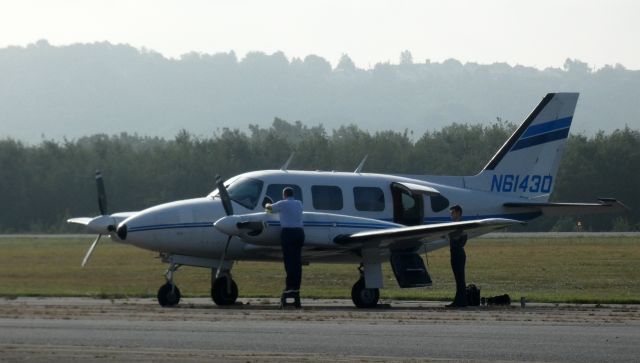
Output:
[156,261,239,307]
[211,273,239,306]
[351,264,380,308]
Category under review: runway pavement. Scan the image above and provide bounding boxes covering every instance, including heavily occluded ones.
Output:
[1,297,639,362]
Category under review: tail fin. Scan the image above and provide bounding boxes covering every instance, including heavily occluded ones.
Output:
[466,93,579,201]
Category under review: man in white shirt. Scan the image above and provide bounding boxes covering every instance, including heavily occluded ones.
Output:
[265,187,305,305]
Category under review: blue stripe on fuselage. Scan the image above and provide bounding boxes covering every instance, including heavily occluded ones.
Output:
[126,212,540,234]
[265,221,393,229]
[128,222,213,232]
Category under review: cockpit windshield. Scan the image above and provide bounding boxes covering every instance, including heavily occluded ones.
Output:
[209,177,264,210]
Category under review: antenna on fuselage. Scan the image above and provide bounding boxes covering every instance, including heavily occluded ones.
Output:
[280,152,295,171]
[354,155,368,173]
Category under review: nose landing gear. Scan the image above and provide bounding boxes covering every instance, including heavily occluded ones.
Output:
[157,263,181,307]
[156,254,239,307]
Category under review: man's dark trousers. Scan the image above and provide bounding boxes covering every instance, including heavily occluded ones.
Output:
[281,228,305,291]
[450,234,467,304]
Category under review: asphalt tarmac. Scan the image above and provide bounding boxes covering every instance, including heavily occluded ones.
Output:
[1,297,638,362]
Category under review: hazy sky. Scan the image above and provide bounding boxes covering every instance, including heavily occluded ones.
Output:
[1,0,638,70]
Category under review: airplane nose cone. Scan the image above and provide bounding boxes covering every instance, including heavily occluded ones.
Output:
[116,223,128,240]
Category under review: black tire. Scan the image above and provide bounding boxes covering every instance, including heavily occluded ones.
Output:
[211,276,239,306]
[351,278,380,308]
[157,283,181,307]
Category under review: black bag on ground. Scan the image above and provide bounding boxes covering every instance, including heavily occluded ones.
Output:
[487,294,511,306]
[466,284,480,306]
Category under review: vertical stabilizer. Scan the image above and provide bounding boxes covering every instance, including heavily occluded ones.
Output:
[466,93,579,201]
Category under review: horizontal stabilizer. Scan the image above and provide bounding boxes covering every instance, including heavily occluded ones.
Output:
[504,198,629,217]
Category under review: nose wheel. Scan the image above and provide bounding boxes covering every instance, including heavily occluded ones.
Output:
[157,263,181,307]
[157,282,181,307]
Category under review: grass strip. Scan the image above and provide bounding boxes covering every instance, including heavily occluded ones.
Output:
[0,236,638,303]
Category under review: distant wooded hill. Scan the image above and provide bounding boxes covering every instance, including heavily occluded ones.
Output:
[0,40,639,143]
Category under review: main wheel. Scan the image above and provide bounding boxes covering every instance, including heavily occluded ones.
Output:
[351,278,380,308]
[211,276,239,306]
[157,282,181,307]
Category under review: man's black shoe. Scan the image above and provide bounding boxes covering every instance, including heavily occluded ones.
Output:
[281,290,301,309]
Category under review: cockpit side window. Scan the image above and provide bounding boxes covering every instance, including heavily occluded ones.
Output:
[225,177,264,210]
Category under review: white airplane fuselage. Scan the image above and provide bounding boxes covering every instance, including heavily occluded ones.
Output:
[115,170,539,262]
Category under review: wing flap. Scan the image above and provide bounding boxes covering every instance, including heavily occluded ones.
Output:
[504,198,629,217]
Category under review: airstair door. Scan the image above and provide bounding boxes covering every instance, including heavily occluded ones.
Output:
[390,183,424,226]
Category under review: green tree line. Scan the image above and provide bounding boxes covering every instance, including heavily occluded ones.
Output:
[0,119,637,232]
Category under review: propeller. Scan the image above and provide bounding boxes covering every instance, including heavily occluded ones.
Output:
[80,170,112,267]
[213,175,263,236]
[81,234,102,267]
[213,175,234,278]
[96,170,108,215]
[216,175,233,216]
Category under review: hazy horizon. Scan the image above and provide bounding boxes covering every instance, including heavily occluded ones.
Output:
[3,39,638,72]
[2,1,639,143]
[1,40,638,144]
[1,0,639,71]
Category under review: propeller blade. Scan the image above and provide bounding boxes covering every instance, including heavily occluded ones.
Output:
[95,170,108,215]
[216,175,234,216]
[81,234,101,267]
[215,235,233,279]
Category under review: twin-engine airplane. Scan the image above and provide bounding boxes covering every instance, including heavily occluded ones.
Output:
[69,93,627,308]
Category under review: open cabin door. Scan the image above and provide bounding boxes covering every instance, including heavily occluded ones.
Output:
[390,182,439,226]
[389,181,439,288]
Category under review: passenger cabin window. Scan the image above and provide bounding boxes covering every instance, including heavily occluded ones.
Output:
[265,184,303,203]
[430,195,450,212]
[226,177,264,210]
[311,185,343,210]
[353,187,385,211]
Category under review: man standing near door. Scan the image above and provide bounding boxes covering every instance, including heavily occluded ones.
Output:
[446,204,468,308]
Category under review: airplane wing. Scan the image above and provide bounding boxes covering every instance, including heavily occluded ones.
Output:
[67,217,93,225]
[503,198,629,217]
[66,212,138,229]
[334,218,525,251]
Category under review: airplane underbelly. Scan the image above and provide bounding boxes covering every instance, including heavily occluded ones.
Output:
[304,226,332,246]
